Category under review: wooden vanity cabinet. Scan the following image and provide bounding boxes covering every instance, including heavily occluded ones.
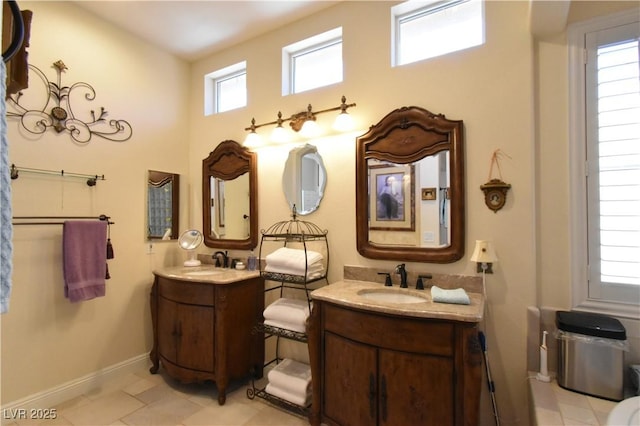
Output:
[149,275,264,405]
[308,302,482,426]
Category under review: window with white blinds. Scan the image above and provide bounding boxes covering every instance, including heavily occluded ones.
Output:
[571,12,640,314]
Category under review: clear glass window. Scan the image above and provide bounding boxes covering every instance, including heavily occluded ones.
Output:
[204,61,246,115]
[283,28,343,95]
[216,71,246,113]
[392,0,484,66]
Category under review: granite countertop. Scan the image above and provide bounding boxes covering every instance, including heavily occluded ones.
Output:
[310,279,484,322]
[153,265,260,284]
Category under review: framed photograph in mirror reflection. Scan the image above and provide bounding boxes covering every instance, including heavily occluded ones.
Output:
[369,164,415,231]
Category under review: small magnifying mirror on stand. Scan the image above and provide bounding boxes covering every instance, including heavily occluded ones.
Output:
[178,229,203,267]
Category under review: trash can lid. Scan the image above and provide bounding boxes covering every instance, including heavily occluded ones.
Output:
[556,310,626,340]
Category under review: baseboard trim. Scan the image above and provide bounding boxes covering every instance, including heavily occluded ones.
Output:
[2,353,150,412]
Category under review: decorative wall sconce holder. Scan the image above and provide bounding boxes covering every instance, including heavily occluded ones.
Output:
[480,149,512,212]
[6,59,133,144]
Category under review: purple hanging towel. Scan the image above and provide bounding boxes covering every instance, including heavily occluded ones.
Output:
[63,221,107,302]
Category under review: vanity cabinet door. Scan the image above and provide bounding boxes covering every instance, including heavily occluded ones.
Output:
[176,303,214,372]
[157,295,214,373]
[379,348,454,425]
[157,296,179,364]
[323,332,377,426]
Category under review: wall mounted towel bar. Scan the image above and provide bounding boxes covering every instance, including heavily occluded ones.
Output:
[12,214,113,225]
[10,164,106,186]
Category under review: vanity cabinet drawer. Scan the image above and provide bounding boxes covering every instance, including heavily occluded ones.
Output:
[323,303,454,356]
[158,278,214,306]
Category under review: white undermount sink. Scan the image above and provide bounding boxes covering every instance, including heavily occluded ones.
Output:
[183,269,224,276]
[357,289,428,304]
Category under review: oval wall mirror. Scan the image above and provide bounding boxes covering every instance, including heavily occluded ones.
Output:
[202,140,258,250]
[282,144,327,215]
[356,106,465,263]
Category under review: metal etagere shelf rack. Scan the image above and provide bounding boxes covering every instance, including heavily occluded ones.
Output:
[246,209,329,418]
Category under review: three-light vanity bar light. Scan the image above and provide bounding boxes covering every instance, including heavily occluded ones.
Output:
[243,95,356,147]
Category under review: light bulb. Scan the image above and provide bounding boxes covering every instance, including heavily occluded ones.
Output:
[333,111,354,131]
[300,119,320,138]
[270,125,290,144]
[243,131,262,148]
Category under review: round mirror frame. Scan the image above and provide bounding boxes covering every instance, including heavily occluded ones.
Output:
[356,106,465,263]
[179,229,203,250]
[202,140,258,250]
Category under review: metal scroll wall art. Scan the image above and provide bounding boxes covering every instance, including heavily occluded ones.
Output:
[6,60,133,143]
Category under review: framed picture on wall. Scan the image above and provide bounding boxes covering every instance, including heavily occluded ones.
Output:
[369,163,415,231]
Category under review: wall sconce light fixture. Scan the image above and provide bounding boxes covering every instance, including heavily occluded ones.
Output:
[243,95,356,147]
[470,240,498,274]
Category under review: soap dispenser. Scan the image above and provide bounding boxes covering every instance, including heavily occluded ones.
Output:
[247,250,257,271]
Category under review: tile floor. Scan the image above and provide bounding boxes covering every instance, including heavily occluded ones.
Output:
[3,367,309,426]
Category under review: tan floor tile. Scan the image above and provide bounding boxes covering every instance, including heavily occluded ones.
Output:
[12,367,305,425]
[181,398,261,426]
[122,377,158,397]
[120,395,203,425]
[13,412,72,426]
[62,391,144,426]
[133,385,178,405]
[245,403,310,425]
[85,374,146,401]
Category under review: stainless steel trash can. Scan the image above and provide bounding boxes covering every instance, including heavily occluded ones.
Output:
[556,310,627,401]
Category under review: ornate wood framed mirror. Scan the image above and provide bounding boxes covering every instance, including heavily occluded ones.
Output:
[356,106,465,263]
[202,140,258,250]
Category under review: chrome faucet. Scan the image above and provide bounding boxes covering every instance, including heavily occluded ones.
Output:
[213,251,229,268]
[395,263,408,288]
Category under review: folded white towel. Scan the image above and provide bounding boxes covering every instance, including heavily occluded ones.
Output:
[265,247,323,273]
[431,285,470,305]
[264,318,307,333]
[268,358,312,396]
[264,297,310,322]
[266,382,311,407]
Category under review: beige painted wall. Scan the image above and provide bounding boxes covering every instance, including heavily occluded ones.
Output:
[1,1,190,403]
[2,1,639,425]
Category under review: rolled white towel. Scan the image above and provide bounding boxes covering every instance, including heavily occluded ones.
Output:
[267,358,311,396]
[265,382,311,407]
[263,298,310,327]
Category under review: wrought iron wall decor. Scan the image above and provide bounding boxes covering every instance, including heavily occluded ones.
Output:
[6,60,133,143]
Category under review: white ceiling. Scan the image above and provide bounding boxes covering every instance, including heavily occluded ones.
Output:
[73,1,341,62]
